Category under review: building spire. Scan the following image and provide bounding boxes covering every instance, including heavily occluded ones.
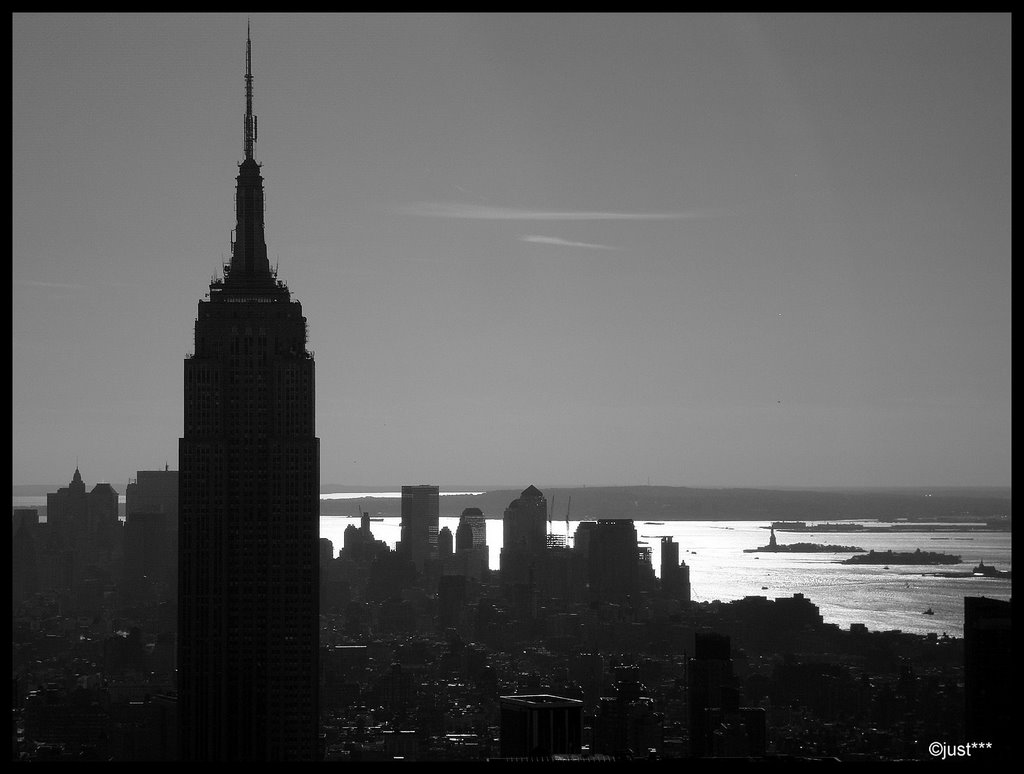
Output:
[244,19,256,161]
[227,21,272,283]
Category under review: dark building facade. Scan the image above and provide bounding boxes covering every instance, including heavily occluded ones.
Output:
[593,664,664,757]
[123,468,178,604]
[453,507,489,580]
[178,28,319,761]
[964,596,1011,758]
[44,468,122,587]
[399,484,440,573]
[45,466,87,538]
[126,468,178,518]
[660,537,692,603]
[500,485,548,587]
[438,525,454,559]
[660,536,679,587]
[586,519,639,604]
[685,631,765,758]
[499,694,583,757]
[437,573,467,631]
[12,509,41,606]
[456,507,487,551]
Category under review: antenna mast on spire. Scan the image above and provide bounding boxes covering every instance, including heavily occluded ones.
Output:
[244,20,257,161]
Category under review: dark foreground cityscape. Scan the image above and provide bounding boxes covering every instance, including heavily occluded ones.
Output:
[11,27,1011,763]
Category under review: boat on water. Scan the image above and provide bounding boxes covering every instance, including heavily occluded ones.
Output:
[972,560,1011,577]
[924,608,935,615]
[923,561,1013,579]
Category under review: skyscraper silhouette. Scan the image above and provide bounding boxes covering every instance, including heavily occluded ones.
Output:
[398,484,440,573]
[456,507,487,552]
[454,507,489,580]
[687,632,736,758]
[500,485,547,587]
[964,596,1011,759]
[659,536,690,603]
[586,519,639,604]
[178,26,319,761]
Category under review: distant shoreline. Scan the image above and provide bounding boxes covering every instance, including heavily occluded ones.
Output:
[15,483,1012,524]
[13,483,1012,497]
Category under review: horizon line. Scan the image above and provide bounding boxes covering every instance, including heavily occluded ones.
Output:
[12,482,1013,494]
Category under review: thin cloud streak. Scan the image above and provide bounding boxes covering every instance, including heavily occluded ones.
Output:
[520,235,618,250]
[15,279,141,291]
[402,201,722,221]
[15,280,94,290]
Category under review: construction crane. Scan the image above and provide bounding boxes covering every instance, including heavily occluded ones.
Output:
[353,497,383,522]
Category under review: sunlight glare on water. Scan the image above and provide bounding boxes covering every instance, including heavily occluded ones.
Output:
[319,515,1010,638]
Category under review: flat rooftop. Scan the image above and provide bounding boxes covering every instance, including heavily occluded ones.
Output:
[498,694,584,709]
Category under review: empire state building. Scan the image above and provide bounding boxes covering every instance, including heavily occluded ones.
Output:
[178,28,320,761]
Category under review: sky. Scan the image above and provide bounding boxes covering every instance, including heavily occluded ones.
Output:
[12,13,1011,490]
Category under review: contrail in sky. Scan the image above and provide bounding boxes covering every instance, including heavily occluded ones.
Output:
[15,280,93,290]
[520,235,617,250]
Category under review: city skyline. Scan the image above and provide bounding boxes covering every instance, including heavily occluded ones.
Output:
[12,12,1011,489]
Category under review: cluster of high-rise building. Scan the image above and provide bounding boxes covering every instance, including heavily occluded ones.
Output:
[382,482,692,611]
[12,466,178,614]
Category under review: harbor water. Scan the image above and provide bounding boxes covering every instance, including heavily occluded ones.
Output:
[321,514,1011,639]
[15,495,1010,638]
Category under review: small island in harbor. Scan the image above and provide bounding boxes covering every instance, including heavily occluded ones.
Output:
[768,519,1009,533]
[744,527,865,554]
[840,548,962,565]
[769,521,867,532]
